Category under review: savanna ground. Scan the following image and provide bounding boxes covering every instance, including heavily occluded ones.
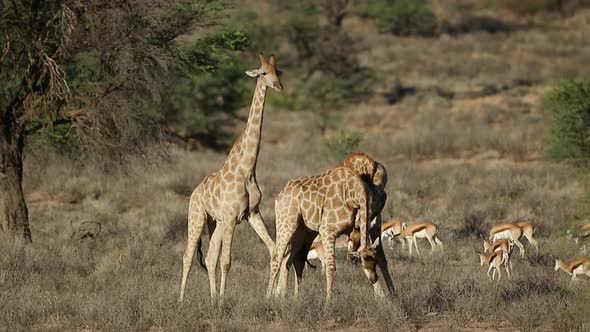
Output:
[2,3,590,332]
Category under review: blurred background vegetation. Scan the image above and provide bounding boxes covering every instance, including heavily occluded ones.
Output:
[10,0,590,158]
[13,0,590,228]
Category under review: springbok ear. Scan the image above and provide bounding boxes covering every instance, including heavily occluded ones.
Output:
[269,54,276,66]
[245,69,259,77]
[401,223,407,230]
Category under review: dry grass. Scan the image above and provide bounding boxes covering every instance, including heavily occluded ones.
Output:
[2,142,587,330]
[2,6,590,332]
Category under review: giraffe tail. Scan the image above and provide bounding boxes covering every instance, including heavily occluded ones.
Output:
[196,240,207,271]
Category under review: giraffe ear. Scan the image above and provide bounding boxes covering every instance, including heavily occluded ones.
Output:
[245,69,259,77]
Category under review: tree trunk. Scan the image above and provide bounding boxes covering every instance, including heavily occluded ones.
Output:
[0,121,31,241]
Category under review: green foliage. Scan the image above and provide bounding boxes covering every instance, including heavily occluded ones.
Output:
[355,0,438,37]
[159,31,251,147]
[226,3,378,113]
[543,76,590,163]
[301,68,377,111]
[1,0,226,162]
[322,130,363,162]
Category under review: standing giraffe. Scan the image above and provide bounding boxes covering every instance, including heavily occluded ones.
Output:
[178,54,282,301]
[268,166,379,301]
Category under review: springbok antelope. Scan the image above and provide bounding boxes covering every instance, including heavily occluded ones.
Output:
[514,221,539,254]
[476,250,511,281]
[553,257,590,281]
[482,239,515,270]
[398,222,443,257]
[381,219,407,247]
[488,223,526,258]
[483,238,513,254]
[567,223,590,252]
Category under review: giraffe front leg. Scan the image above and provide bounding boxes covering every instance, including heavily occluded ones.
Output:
[205,222,224,300]
[276,250,291,297]
[248,210,275,256]
[376,239,396,297]
[219,221,237,298]
[320,234,336,302]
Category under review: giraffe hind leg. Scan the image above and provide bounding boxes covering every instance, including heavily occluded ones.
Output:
[205,221,224,299]
[267,212,299,298]
[179,201,207,302]
[219,220,237,297]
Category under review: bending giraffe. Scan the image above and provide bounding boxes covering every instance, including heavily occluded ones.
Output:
[178,54,282,301]
[284,152,396,297]
[336,152,396,296]
[268,166,379,301]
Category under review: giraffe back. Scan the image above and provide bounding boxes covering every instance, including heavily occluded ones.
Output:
[340,153,388,221]
[275,166,370,249]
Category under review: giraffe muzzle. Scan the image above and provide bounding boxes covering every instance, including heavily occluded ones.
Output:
[272,81,283,91]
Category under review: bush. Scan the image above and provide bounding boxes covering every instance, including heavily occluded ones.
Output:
[355,0,438,37]
[322,130,363,162]
[543,76,590,163]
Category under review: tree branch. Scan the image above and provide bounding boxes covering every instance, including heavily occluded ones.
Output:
[24,109,91,135]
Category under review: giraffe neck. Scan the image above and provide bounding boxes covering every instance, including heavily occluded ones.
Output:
[235,78,267,173]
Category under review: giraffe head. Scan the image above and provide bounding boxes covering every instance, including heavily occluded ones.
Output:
[245,53,283,91]
[351,237,380,284]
